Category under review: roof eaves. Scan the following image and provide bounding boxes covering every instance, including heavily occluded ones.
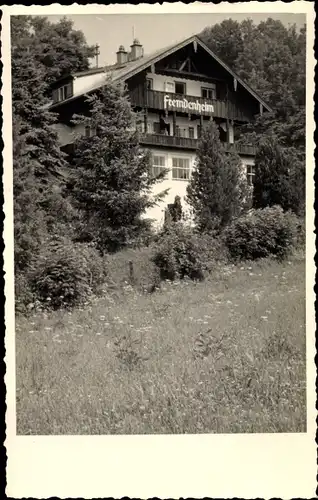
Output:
[111,34,272,113]
[113,34,198,83]
[49,34,272,114]
[196,37,273,113]
[73,67,109,78]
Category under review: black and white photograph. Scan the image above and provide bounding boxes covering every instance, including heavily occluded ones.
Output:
[3,2,316,498]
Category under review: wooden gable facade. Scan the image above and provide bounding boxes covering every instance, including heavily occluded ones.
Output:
[50,36,271,157]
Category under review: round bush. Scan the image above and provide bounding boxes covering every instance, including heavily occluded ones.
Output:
[29,238,107,309]
[223,206,298,261]
[152,223,216,281]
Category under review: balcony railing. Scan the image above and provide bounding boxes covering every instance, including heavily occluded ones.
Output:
[139,133,256,156]
[130,88,251,122]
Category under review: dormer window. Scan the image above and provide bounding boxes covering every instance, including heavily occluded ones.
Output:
[85,125,96,138]
[52,82,73,103]
[58,85,68,101]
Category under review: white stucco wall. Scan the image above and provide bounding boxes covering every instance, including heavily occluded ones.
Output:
[240,155,255,167]
[144,149,255,226]
[54,121,250,228]
[141,147,197,225]
[146,72,216,97]
[73,73,107,98]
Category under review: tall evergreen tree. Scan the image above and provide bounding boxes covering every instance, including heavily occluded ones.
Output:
[11,22,76,272]
[70,78,167,253]
[13,117,47,272]
[253,136,305,216]
[186,121,247,232]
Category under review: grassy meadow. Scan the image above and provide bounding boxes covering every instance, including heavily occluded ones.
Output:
[16,253,306,435]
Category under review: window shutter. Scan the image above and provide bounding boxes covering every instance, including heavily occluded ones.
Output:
[65,82,73,98]
[52,89,59,103]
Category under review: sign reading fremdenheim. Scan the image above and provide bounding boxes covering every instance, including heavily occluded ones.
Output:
[164,94,214,114]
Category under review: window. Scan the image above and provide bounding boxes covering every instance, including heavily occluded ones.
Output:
[172,157,190,180]
[180,128,187,138]
[134,117,145,133]
[175,126,187,138]
[247,165,256,186]
[165,81,175,93]
[146,78,153,90]
[201,87,216,100]
[188,127,194,139]
[175,81,186,95]
[151,155,166,178]
[58,85,68,102]
[85,126,96,138]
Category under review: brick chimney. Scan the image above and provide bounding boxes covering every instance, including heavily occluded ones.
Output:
[129,38,143,61]
[116,45,128,65]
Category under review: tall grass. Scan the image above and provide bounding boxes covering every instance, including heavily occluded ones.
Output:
[16,256,306,434]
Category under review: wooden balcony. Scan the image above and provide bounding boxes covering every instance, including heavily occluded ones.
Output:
[130,88,251,122]
[139,133,256,156]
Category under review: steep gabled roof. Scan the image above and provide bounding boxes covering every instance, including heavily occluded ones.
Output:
[49,34,272,113]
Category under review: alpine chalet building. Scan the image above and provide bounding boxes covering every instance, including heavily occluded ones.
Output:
[49,35,272,224]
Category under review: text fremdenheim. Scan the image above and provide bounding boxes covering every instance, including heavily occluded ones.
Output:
[164,95,214,114]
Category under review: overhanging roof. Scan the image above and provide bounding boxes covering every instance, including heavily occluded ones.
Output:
[49,34,273,113]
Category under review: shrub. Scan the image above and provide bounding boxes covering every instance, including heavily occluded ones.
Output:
[295,217,305,248]
[152,223,221,281]
[223,206,298,261]
[106,245,160,293]
[15,272,35,315]
[28,237,107,309]
[253,136,305,216]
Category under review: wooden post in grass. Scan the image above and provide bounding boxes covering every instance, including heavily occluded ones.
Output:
[128,260,135,285]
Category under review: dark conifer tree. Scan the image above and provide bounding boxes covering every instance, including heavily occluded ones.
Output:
[187,121,246,232]
[71,79,167,252]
